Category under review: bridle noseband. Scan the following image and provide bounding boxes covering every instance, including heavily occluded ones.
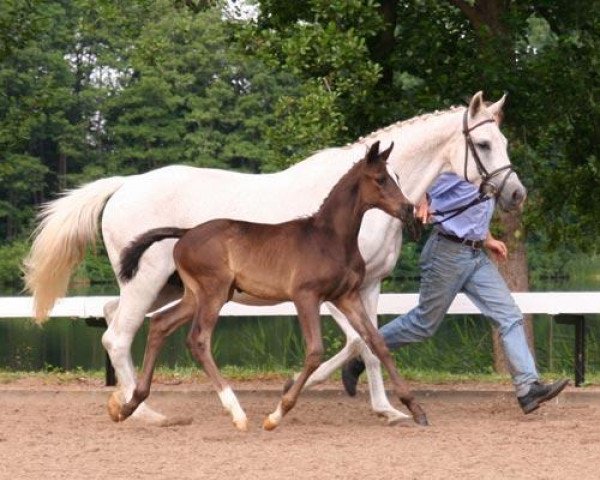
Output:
[462,109,514,199]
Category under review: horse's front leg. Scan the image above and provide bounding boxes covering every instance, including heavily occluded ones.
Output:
[332,291,428,426]
[264,295,323,431]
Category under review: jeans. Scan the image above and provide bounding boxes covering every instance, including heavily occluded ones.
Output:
[380,230,539,396]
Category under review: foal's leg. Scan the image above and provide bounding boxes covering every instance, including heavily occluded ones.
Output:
[332,291,428,426]
[117,297,196,422]
[303,281,409,424]
[185,293,248,431]
[264,294,323,431]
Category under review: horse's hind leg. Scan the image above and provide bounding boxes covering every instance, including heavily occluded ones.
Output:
[332,292,428,426]
[103,276,171,424]
[117,297,195,423]
[185,293,248,430]
[264,294,323,431]
[353,281,410,423]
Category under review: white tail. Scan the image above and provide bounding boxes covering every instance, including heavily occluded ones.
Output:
[23,176,126,323]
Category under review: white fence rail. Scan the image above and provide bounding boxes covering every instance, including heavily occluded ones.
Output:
[2,292,600,319]
[1,292,599,386]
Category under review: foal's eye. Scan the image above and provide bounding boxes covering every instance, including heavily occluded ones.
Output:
[476,141,491,151]
[376,176,387,185]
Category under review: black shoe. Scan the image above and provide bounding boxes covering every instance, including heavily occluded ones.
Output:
[341,358,366,397]
[518,379,569,414]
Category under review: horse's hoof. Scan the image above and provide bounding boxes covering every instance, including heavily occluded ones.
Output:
[386,413,411,426]
[282,378,294,394]
[413,413,429,426]
[234,418,249,432]
[263,416,279,431]
[107,391,124,422]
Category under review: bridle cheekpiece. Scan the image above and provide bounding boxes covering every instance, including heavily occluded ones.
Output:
[462,108,514,199]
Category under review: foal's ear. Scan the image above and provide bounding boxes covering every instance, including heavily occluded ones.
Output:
[378,141,394,162]
[366,141,381,164]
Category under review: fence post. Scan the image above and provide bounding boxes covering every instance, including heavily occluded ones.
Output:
[554,314,586,387]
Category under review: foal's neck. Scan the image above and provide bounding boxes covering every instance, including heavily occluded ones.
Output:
[312,164,369,247]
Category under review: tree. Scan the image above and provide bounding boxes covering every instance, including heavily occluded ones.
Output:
[100,2,298,175]
[249,0,600,373]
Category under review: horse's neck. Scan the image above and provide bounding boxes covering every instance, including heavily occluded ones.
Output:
[356,109,462,204]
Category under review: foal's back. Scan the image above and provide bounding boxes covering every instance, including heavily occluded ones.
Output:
[174,216,364,303]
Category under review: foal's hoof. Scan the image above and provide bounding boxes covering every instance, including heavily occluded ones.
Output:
[263,416,279,431]
[413,413,429,426]
[107,391,124,423]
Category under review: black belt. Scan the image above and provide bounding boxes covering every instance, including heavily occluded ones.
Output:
[438,231,484,249]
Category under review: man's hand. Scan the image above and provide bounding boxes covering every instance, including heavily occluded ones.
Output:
[414,196,430,224]
[484,234,508,261]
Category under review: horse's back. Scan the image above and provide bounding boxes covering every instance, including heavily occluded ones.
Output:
[101,151,362,253]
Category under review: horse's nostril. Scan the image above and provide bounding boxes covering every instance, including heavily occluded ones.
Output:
[512,187,527,205]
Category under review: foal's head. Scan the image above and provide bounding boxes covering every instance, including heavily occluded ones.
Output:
[359,141,410,220]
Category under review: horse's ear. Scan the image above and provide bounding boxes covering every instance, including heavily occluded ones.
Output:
[379,141,394,162]
[366,141,381,164]
[468,91,484,118]
[487,92,507,117]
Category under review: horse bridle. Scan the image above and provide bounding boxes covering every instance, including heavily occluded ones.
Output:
[462,108,514,199]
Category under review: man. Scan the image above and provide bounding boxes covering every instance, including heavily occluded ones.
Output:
[342,170,568,414]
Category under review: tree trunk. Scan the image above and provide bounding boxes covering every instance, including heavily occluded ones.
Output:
[491,210,534,374]
[368,0,398,86]
[58,151,67,190]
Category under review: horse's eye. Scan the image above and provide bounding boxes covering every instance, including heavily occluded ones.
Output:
[376,176,387,186]
[476,141,491,151]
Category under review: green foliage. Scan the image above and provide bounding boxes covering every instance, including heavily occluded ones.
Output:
[103,3,296,174]
[0,239,29,292]
[248,0,384,159]
[263,80,346,170]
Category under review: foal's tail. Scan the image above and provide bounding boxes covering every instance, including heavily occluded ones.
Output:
[23,176,126,323]
[119,227,189,283]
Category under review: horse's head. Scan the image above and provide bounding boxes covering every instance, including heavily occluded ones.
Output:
[361,141,411,220]
[447,91,526,211]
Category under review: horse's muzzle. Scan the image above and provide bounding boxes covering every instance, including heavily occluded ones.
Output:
[499,185,527,212]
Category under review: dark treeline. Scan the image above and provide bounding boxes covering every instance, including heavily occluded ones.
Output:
[0,0,598,291]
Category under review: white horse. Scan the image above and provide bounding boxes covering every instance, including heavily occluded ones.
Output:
[24,92,525,426]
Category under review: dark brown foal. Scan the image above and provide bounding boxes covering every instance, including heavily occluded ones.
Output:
[115,141,428,430]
